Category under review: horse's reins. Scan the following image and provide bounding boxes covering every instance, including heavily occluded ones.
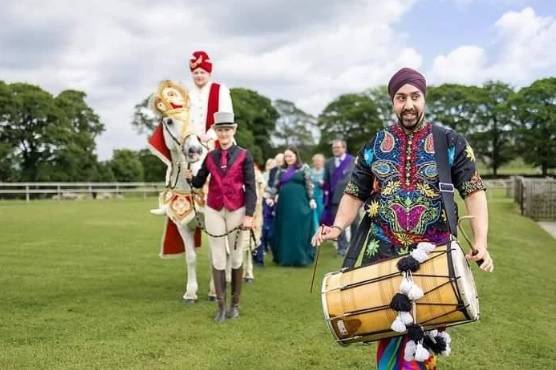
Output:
[162,119,183,189]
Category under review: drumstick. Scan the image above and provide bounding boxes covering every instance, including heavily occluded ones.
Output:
[457,216,484,267]
[309,227,323,293]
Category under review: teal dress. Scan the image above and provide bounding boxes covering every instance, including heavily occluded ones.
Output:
[270,166,316,267]
[310,168,325,224]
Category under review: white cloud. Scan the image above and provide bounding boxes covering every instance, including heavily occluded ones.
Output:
[3,2,554,160]
[0,0,423,159]
[429,7,556,85]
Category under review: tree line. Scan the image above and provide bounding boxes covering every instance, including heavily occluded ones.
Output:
[0,78,554,182]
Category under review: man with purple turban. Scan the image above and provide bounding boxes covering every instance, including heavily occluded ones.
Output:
[313,68,493,369]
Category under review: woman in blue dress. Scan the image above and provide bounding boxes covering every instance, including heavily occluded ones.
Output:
[310,153,326,226]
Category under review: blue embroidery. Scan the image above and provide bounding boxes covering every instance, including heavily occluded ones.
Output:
[364,147,374,165]
[448,146,455,167]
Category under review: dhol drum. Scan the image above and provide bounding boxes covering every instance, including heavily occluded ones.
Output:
[321,241,479,345]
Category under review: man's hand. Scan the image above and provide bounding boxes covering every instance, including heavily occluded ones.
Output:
[184,169,193,181]
[466,243,494,272]
[265,198,275,207]
[311,225,342,247]
[242,216,254,230]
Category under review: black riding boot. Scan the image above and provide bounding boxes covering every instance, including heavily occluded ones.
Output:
[227,266,243,319]
[212,268,227,322]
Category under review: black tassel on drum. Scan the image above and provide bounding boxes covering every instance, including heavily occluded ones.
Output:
[423,329,452,356]
[397,255,420,272]
[390,293,412,312]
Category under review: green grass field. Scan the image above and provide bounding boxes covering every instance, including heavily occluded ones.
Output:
[477,158,556,176]
[1,191,555,369]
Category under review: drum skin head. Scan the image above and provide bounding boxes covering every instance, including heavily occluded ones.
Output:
[451,241,480,320]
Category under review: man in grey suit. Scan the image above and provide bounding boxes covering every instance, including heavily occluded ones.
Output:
[322,140,358,256]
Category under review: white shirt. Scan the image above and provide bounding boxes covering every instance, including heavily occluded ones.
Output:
[335,153,346,168]
[189,81,233,141]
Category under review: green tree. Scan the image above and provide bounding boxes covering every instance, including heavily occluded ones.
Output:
[317,93,382,154]
[137,148,166,182]
[0,142,18,181]
[512,78,556,176]
[365,85,395,127]
[131,97,157,134]
[0,83,65,180]
[231,88,279,164]
[470,82,517,176]
[427,84,485,137]
[47,90,104,181]
[95,161,116,182]
[272,99,316,160]
[0,82,104,181]
[109,149,144,182]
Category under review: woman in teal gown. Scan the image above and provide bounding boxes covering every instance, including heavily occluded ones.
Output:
[268,147,317,267]
[310,153,326,225]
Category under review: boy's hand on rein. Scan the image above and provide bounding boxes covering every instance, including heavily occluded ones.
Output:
[242,216,254,230]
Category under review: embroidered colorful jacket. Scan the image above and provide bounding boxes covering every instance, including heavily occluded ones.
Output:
[344,121,486,265]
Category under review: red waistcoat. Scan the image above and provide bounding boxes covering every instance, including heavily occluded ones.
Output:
[205,149,247,212]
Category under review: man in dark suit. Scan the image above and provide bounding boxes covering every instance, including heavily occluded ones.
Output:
[322,140,358,256]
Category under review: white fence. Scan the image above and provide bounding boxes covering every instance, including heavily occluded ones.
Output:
[1,179,514,203]
[0,182,165,201]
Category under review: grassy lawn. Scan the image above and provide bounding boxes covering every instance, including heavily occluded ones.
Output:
[477,157,556,176]
[1,191,555,369]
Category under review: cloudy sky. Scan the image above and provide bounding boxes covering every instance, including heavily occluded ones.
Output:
[1,0,555,159]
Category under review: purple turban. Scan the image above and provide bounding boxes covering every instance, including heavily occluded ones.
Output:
[387,68,427,100]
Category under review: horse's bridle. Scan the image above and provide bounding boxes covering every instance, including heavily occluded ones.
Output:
[161,119,251,242]
[161,118,208,189]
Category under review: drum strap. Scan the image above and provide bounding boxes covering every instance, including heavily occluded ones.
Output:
[432,124,458,236]
[342,214,372,269]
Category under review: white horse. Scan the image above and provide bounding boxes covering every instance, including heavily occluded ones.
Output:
[152,115,209,303]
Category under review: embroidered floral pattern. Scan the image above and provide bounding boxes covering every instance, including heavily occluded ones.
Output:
[347,122,485,264]
[366,200,380,218]
[365,239,380,258]
[465,143,476,162]
[344,181,360,197]
[460,171,486,198]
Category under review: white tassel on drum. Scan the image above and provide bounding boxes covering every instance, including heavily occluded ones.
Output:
[391,315,407,332]
[399,274,424,301]
[407,283,424,300]
[415,342,431,362]
[403,335,431,362]
[391,311,414,332]
[404,340,417,361]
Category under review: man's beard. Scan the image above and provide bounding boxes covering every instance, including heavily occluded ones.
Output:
[397,109,423,131]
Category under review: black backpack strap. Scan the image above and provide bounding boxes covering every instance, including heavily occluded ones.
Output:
[432,124,458,236]
[342,214,371,269]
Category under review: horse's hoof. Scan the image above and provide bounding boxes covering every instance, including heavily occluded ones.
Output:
[182,298,197,304]
[207,295,217,302]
